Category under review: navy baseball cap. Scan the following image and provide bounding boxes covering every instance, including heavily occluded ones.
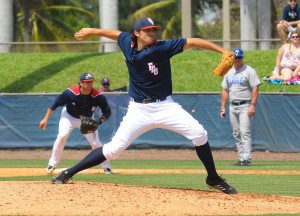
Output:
[101,77,110,85]
[79,72,95,82]
[134,18,160,31]
[232,48,244,58]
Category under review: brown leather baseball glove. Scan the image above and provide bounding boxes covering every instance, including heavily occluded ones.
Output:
[80,115,99,134]
[213,52,235,76]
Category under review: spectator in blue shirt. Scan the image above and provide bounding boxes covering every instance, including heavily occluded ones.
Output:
[277,0,300,45]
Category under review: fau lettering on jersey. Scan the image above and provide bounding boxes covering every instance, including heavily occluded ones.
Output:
[148,62,159,75]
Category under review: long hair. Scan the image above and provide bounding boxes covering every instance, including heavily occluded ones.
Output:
[288,31,300,52]
[130,31,137,46]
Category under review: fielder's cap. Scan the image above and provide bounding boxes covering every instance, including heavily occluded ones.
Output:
[79,72,95,82]
[101,77,110,85]
[232,48,244,58]
[134,18,160,31]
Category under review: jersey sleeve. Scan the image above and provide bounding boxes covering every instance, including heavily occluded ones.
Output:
[297,5,300,19]
[281,6,288,20]
[221,75,229,89]
[49,89,70,110]
[164,39,186,58]
[248,67,261,88]
[282,5,289,20]
[118,32,132,53]
[96,95,111,120]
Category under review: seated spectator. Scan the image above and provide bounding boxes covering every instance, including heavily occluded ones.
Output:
[292,61,300,78]
[277,0,300,45]
[100,77,111,92]
[264,32,300,82]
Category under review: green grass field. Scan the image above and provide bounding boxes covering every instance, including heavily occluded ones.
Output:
[1,50,300,93]
[1,159,299,197]
[1,50,300,216]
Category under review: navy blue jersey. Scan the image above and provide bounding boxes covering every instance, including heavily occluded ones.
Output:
[282,4,300,21]
[118,32,186,100]
[49,86,111,119]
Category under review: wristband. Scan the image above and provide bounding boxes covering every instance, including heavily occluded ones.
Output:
[98,116,106,125]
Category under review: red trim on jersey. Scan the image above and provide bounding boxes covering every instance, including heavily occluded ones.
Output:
[131,40,158,49]
[68,86,101,97]
[90,88,101,98]
[68,86,80,95]
[146,40,158,50]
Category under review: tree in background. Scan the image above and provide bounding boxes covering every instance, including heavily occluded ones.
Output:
[199,0,285,42]
[128,0,222,39]
[12,0,97,51]
[119,0,159,32]
[5,0,287,52]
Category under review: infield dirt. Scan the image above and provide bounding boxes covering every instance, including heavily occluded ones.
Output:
[0,149,299,216]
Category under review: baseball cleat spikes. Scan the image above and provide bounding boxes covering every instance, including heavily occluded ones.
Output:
[51,170,71,184]
[206,176,238,194]
[232,160,251,166]
[45,165,55,173]
[104,168,113,174]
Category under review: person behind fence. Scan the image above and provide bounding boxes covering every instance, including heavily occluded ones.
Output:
[100,77,112,92]
[39,72,113,174]
[220,48,261,166]
[51,17,238,194]
[277,0,300,45]
[263,31,300,82]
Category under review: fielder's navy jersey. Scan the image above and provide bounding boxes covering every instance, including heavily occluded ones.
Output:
[49,86,111,119]
[118,32,186,100]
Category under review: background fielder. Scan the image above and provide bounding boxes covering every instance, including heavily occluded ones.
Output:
[220,48,260,166]
[39,72,113,174]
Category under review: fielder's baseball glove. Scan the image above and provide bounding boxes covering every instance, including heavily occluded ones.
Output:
[80,115,99,134]
[213,52,235,76]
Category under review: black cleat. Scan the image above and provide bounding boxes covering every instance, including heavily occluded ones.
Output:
[206,176,238,194]
[51,170,71,184]
[233,160,251,166]
[241,160,251,166]
[104,168,113,174]
[45,165,55,173]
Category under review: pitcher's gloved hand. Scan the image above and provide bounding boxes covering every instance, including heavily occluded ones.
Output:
[214,52,235,76]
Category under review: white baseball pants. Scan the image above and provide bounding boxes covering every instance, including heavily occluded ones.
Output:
[48,107,111,169]
[103,96,208,160]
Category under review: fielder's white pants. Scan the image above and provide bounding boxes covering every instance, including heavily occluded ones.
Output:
[103,96,208,160]
[48,107,111,169]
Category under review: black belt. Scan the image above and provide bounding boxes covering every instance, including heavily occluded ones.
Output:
[231,100,247,106]
[131,97,166,104]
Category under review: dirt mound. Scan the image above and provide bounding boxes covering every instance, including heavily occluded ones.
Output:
[1,149,299,215]
[1,181,300,216]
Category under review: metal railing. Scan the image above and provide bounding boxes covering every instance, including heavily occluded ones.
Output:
[0,39,282,53]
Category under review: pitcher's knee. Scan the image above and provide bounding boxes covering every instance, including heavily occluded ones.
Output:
[103,138,130,160]
[192,131,208,147]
